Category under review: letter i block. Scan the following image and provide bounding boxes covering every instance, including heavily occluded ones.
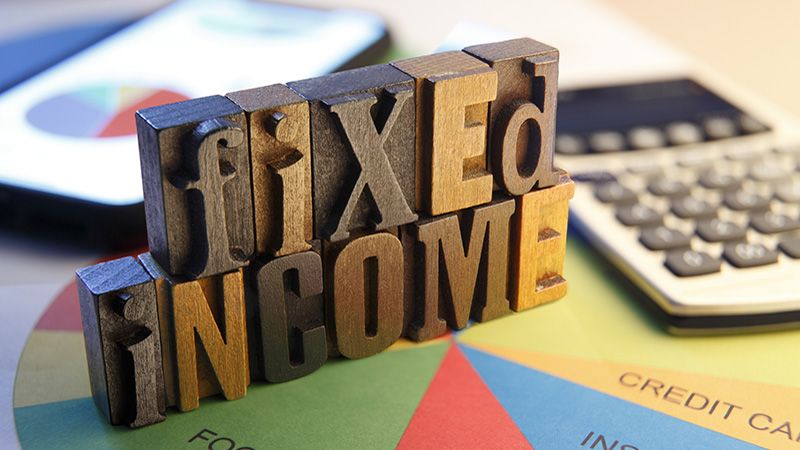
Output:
[288,65,418,242]
[391,52,497,215]
[138,253,249,412]
[76,257,166,427]
[136,96,254,279]
[464,38,561,195]
[227,85,313,257]
[510,173,575,311]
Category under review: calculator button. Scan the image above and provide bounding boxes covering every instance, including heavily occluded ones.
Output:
[616,204,663,227]
[589,131,626,153]
[699,170,741,190]
[648,178,690,197]
[555,134,587,155]
[749,161,791,182]
[704,116,738,140]
[696,219,747,242]
[774,180,800,203]
[628,127,665,149]
[677,153,712,168]
[723,242,779,268]
[595,182,637,204]
[750,211,800,234]
[779,235,800,258]
[640,226,691,250]
[723,189,770,211]
[665,249,721,277]
[666,122,704,146]
[738,114,769,134]
[627,162,663,175]
[671,196,717,219]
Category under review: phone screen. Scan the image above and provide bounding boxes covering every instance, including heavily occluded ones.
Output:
[0,0,387,206]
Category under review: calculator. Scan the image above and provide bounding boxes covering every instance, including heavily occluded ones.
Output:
[555,77,800,333]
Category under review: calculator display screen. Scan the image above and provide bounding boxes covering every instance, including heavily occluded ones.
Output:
[556,78,761,137]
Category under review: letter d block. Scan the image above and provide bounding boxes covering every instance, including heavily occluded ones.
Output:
[510,173,575,311]
[136,96,254,279]
[464,38,560,196]
[76,257,166,427]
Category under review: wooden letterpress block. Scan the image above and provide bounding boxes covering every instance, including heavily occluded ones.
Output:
[405,198,515,342]
[136,96,254,279]
[463,38,560,195]
[287,64,417,242]
[76,257,165,427]
[252,251,326,383]
[138,253,248,412]
[510,173,575,311]
[227,85,313,257]
[391,52,497,215]
[324,232,404,359]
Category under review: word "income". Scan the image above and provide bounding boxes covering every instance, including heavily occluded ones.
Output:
[76,37,574,428]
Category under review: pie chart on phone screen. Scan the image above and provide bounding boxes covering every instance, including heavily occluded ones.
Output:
[25,84,189,138]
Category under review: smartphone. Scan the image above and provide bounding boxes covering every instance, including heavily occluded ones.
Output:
[0,0,389,244]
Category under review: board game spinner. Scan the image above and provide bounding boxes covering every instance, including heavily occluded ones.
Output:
[75,38,574,428]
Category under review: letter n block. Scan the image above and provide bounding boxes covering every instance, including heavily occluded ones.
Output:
[136,96,254,279]
[138,253,249,411]
[510,173,575,311]
[464,38,560,195]
[288,65,417,242]
[76,257,166,427]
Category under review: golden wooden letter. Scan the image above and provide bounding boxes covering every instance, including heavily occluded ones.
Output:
[510,173,575,311]
[392,52,497,215]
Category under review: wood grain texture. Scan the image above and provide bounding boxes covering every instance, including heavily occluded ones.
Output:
[227,85,313,257]
[136,95,254,279]
[391,52,497,215]
[463,38,560,195]
[138,253,249,411]
[253,251,326,383]
[324,232,404,359]
[510,172,574,311]
[405,198,515,342]
[76,256,165,427]
[288,65,417,242]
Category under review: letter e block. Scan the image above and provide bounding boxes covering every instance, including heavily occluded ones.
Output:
[510,173,574,311]
[392,52,497,215]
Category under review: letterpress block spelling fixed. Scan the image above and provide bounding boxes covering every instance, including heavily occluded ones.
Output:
[464,38,560,196]
[227,85,313,257]
[392,51,497,215]
[288,64,417,242]
[136,96,254,280]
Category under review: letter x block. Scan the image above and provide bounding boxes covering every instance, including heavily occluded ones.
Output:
[288,64,417,242]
